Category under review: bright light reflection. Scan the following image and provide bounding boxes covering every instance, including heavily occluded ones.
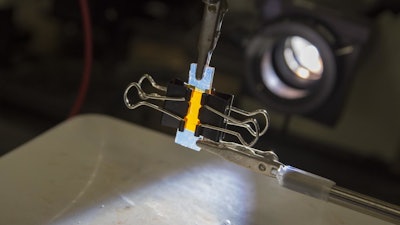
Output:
[53,164,255,225]
[297,45,323,73]
[262,51,308,99]
[295,67,311,79]
[284,36,323,80]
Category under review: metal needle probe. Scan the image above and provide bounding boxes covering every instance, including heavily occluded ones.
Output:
[197,139,400,224]
[196,0,228,80]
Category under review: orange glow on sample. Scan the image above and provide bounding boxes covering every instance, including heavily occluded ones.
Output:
[184,89,203,132]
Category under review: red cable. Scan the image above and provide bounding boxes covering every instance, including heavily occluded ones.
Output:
[69,0,93,118]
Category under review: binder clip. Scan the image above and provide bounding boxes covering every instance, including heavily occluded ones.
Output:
[124,63,269,151]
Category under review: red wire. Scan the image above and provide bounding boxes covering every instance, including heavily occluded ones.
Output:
[69,0,93,118]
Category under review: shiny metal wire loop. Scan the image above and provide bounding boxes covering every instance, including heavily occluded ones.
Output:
[123,74,185,121]
[230,107,270,136]
[200,124,259,147]
[138,74,167,92]
[201,105,270,147]
[203,105,260,138]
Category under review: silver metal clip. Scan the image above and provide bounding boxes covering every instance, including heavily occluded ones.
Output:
[123,74,185,121]
[198,105,269,147]
[196,139,283,178]
[124,74,270,147]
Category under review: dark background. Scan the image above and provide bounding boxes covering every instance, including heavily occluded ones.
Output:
[0,0,399,205]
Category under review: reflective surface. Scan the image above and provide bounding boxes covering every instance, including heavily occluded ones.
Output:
[284,36,323,80]
[261,49,308,99]
[0,115,392,225]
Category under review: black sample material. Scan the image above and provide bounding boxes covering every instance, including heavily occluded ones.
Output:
[161,79,191,131]
[196,91,234,141]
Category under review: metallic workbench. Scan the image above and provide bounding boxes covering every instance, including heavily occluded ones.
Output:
[0,114,392,225]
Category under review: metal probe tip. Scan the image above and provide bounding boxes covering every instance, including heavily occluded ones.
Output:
[196,0,228,80]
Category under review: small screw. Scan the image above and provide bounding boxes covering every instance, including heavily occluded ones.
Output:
[258,163,266,171]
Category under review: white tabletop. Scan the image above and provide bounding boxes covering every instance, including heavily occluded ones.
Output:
[0,114,391,225]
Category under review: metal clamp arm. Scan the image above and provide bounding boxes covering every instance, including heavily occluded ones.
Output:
[196,0,228,80]
[196,139,282,177]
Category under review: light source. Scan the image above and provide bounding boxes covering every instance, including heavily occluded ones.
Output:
[245,0,370,125]
[282,36,323,81]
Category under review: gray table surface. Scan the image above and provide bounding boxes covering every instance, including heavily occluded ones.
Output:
[0,114,391,225]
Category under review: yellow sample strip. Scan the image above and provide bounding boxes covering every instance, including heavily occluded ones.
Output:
[184,88,203,132]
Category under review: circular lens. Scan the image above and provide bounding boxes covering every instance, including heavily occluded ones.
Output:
[260,49,308,100]
[245,21,337,114]
[283,36,323,81]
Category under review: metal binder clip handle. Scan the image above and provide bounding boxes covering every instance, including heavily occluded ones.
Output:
[124,74,185,121]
